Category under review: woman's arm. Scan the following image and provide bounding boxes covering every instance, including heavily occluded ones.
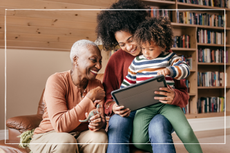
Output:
[45,74,103,133]
[103,51,133,117]
[171,79,189,108]
[102,54,121,116]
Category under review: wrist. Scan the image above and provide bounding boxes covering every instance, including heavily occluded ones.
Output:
[86,93,95,102]
[166,66,173,77]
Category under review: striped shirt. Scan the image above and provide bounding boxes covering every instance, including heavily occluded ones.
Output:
[120,52,190,88]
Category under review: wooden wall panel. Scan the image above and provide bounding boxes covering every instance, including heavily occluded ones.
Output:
[40,0,116,7]
[2,0,111,9]
[1,40,73,51]
[4,32,95,43]
[1,0,117,51]
[6,16,97,30]
[5,10,98,22]
[6,25,96,38]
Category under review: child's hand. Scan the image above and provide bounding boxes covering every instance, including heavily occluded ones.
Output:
[157,68,170,76]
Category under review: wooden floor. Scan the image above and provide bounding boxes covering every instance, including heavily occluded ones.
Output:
[173,129,230,153]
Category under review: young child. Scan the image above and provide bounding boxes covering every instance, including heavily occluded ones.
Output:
[120,17,203,153]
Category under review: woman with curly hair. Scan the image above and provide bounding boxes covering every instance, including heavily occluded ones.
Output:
[96,0,189,153]
[121,17,202,153]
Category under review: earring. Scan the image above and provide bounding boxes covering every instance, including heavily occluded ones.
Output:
[75,64,78,68]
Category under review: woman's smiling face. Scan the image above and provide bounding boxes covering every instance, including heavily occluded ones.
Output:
[75,45,102,80]
[115,30,141,57]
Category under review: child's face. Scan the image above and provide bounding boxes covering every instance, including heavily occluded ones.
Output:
[141,41,164,60]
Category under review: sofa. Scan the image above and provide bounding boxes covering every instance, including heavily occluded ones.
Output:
[1,74,148,153]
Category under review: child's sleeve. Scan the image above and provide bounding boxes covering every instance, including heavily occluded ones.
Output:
[120,60,137,88]
[167,53,190,80]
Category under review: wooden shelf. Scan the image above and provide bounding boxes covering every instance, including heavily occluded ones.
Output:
[171,47,196,51]
[172,23,230,30]
[190,70,196,72]
[189,93,196,96]
[198,86,230,89]
[171,22,197,28]
[143,0,175,6]
[177,2,230,11]
[186,112,230,119]
[197,25,230,30]
[197,43,230,47]
[198,62,230,66]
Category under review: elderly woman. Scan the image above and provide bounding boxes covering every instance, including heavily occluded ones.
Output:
[29,40,108,153]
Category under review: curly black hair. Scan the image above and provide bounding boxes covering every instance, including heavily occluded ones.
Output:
[96,0,148,51]
[134,17,174,52]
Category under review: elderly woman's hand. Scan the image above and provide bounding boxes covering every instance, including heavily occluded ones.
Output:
[87,113,106,131]
[154,85,175,104]
[86,86,105,102]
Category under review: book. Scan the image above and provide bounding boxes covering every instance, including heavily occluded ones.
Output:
[198,97,225,113]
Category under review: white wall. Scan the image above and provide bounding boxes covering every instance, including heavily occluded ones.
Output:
[0,49,71,129]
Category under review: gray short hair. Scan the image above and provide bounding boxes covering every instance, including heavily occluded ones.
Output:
[70,39,98,63]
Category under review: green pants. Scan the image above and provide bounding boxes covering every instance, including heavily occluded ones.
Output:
[132,103,203,153]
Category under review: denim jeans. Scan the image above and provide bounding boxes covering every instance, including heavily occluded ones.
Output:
[149,114,176,153]
[106,111,136,153]
[106,112,176,153]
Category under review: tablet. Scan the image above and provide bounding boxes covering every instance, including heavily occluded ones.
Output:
[111,75,167,111]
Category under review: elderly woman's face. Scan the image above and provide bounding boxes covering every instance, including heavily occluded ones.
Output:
[115,30,141,57]
[76,45,102,80]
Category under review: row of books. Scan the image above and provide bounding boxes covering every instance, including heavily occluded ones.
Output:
[177,11,224,27]
[183,103,190,114]
[185,79,191,93]
[198,48,228,63]
[197,29,225,44]
[178,0,230,8]
[197,97,225,113]
[148,6,172,19]
[197,71,226,87]
[172,35,190,48]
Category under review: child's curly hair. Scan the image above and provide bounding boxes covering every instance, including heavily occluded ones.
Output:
[134,17,173,52]
[96,0,148,51]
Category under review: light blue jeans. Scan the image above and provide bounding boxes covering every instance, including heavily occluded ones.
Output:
[106,112,176,153]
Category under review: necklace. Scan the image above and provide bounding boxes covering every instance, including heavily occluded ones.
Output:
[81,89,87,98]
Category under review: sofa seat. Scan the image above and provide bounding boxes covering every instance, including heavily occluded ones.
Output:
[0,140,28,153]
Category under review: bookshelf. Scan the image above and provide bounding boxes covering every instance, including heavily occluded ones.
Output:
[141,0,230,118]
